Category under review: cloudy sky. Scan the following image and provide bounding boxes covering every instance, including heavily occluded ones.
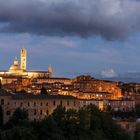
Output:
[0,0,140,77]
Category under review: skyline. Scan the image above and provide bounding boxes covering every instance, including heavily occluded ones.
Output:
[0,0,140,77]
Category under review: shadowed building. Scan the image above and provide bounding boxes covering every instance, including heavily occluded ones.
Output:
[0,92,79,123]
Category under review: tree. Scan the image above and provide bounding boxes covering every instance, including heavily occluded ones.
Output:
[51,105,66,127]
[136,104,140,117]
[0,104,132,140]
[134,123,140,140]
[6,108,28,127]
[19,89,27,93]
[64,109,78,137]
[40,87,48,95]
[79,107,91,130]
[0,127,36,140]
[0,106,3,127]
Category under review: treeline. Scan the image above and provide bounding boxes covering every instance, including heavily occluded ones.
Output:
[108,104,140,119]
[0,105,136,140]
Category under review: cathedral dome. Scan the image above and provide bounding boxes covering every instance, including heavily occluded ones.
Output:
[9,64,20,71]
[9,57,21,72]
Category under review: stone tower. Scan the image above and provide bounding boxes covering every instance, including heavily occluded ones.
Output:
[48,65,53,77]
[20,48,27,70]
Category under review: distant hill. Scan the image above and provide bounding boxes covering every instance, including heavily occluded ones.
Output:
[94,72,140,83]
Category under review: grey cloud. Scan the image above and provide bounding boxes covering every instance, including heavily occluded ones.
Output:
[0,0,140,40]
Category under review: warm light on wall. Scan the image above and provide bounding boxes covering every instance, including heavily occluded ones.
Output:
[0,77,2,81]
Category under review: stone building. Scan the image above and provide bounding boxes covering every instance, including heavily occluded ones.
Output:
[72,75,122,99]
[79,99,104,110]
[0,48,52,83]
[58,90,113,100]
[108,99,135,111]
[2,77,72,93]
[0,92,79,123]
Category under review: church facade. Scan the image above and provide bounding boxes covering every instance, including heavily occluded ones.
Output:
[0,48,52,79]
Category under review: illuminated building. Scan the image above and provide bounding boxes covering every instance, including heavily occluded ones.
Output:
[0,48,52,83]
[20,48,27,70]
[79,99,104,110]
[72,75,122,99]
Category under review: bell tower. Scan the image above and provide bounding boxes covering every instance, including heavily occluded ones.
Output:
[20,48,27,70]
[48,65,53,77]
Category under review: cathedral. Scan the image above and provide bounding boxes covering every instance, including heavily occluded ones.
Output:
[0,48,52,78]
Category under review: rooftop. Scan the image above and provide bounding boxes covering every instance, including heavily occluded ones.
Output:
[11,92,77,100]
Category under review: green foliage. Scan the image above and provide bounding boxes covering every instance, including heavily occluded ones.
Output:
[0,127,36,140]
[5,108,28,128]
[134,123,140,140]
[40,87,48,95]
[0,105,132,140]
[10,108,28,122]
[135,105,140,117]
[111,109,136,119]
[0,106,3,127]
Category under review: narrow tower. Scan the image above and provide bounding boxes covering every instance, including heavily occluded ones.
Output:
[48,65,53,77]
[14,57,19,65]
[20,48,27,70]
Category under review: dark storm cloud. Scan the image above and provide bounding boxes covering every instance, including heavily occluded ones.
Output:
[0,0,140,40]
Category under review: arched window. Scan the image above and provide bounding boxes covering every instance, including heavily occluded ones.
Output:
[40,110,43,115]
[74,101,76,106]
[20,102,23,107]
[60,100,63,106]
[34,109,37,115]
[67,100,69,106]
[53,100,56,106]
[6,111,11,116]
[47,110,49,115]
[1,99,4,105]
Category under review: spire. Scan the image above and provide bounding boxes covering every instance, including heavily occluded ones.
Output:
[48,65,52,72]
[14,57,19,65]
[48,65,53,77]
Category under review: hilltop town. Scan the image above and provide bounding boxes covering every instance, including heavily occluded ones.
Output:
[0,48,140,134]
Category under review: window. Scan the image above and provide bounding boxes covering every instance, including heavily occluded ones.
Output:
[28,102,30,107]
[46,102,48,106]
[126,124,130,129]
[60,100,63,106]
[40,102,43,106]
[47,110,49,115]
[74,101,76,106]
[1,99,4,105]
[20,102,23,107]
[34,102,36,106]
[6,111,11,116]
[67,100,69,106]
[34,109,37,115]
[40,110,43,115]
[53,100,56,106]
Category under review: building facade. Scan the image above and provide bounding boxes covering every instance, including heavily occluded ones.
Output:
[72,75,122,99]
[0,48,52,82]
[108,99,135,111]
[0,92,79,123]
